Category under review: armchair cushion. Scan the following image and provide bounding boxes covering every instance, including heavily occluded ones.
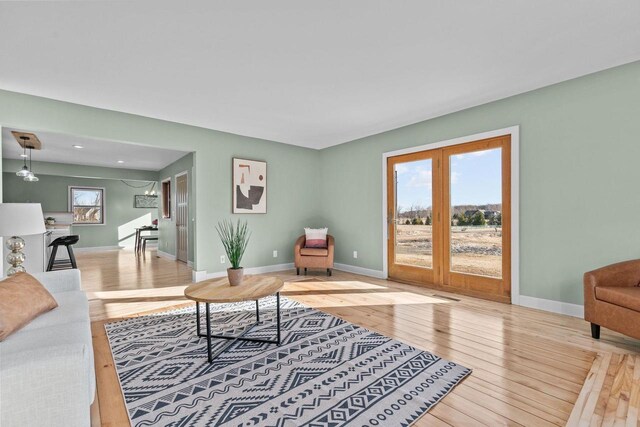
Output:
[595,287,640,312]
[300,248,329,257]
[304,227,328,248]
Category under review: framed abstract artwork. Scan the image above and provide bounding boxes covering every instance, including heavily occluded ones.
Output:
[232,158,267,213]
[134,195,159,208]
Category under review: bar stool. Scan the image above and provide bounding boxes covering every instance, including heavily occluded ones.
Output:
[47,235,80,272]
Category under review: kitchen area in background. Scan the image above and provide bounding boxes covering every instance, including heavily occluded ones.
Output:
[1,127,195,275]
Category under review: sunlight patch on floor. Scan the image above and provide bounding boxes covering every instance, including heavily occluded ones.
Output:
[284,280,388,291]
[87,284,188,301]
[292,291,452,308]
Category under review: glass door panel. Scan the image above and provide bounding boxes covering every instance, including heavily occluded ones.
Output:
[441,135,511,302]
[394,159,433,269]
[387,150,441,286]
[449,148,502,278]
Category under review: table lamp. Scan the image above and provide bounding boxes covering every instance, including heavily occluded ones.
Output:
[0,203,46,276]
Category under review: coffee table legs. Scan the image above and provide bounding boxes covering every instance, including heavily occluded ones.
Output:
[195,292,282,363]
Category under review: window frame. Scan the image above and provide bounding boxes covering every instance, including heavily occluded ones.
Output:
[161,177,171,220]
[68,186,106,226]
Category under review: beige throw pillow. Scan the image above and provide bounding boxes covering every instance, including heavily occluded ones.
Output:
[0,272,58,341]
[304,227,328,248]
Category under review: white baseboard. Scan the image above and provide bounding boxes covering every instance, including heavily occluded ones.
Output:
[192,270,207,282]
[518,295,584,318]
[334,263,387,279]
[193,262,295,282]
[157,250,176,260]
[75,245,123,252]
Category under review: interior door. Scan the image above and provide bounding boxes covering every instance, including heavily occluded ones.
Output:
[176,173,188,263]
[387,150,442,286]
[387,135,511,303]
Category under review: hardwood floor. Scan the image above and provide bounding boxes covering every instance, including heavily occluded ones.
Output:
[80,249,640,426]
[81,248,193,322]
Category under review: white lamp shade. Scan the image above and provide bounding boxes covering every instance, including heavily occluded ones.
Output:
[0,203,46,236]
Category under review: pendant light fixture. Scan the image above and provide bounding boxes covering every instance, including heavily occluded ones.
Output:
[23,146,39,182]
[16,139,31,177]
[145,182,157,196]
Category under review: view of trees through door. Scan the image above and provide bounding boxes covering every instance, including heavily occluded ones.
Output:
[387,135,511,302]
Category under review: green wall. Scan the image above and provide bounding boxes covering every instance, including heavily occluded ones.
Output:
[319,61,640,305]
[0,90,323,274]
[2,172,158,248]
[3,158,158,182]
[157,153,195,263]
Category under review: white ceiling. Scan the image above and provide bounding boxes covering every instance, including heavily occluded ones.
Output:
[0,1,639,149]
[1,127,189,171]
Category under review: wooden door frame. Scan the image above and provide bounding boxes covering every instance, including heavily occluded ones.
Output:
[175,170,189,264]
[441,135,511,303]
[382,126,520,304]
[386,149,443,286]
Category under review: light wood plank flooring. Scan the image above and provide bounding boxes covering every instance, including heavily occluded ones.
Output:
[79,249,640,426]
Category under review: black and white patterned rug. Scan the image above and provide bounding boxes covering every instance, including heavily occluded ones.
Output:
[105,296,471,426]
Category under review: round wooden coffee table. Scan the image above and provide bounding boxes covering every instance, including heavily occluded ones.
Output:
[184,275,284,363]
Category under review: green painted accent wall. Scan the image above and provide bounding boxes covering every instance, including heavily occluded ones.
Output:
[157,153,195,262]
[0,90,323,273]
[319,61,640,305]
[2,172,158,248]
[3,158,158,182]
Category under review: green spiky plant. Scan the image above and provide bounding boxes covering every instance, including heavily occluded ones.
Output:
[216,219,251,269]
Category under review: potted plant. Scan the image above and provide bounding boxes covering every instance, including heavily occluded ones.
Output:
[216,219,251,286]
[45,217,56,225]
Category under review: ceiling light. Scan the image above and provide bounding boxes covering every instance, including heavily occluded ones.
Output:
[72,145,84,149]
[16,165,30,177]
[22,144,39,183]
[16,138,31,177]
[117,160,124,164]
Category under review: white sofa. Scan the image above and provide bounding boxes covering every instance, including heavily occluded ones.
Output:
[0,270,96,427]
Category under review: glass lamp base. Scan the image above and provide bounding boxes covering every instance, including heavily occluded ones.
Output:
[7,265,27,276]
[6,236,26,276]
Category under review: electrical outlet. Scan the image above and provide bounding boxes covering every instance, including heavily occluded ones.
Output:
[273,250,278,258]
[220,255,225,264]
[353,251,358,259]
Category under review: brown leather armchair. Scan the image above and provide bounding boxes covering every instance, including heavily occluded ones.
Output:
[294,235,335,276]
[584,259,640,340]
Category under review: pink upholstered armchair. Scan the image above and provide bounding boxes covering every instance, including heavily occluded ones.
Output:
[294,234,335,276]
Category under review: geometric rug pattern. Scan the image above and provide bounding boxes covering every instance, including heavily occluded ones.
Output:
[105,297,471,426]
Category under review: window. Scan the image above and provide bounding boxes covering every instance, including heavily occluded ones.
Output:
[162,179,171,219]
[69,187,105,224]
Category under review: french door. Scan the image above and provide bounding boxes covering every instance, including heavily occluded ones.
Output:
[387,135,511,303]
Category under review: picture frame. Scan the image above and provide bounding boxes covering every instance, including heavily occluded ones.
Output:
[232,158,267,213]
[134,195,159,208]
